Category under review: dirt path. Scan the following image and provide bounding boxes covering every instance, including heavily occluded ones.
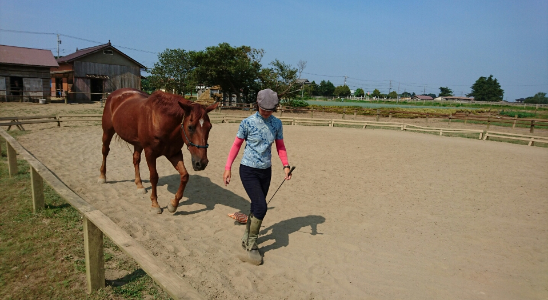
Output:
[13,116,548,300]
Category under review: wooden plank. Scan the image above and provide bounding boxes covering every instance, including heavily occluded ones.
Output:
[84,217,105,293]
[0,115,57,121]
[7,141,17,177]
[0,120,59,126]
[30,166,44,212]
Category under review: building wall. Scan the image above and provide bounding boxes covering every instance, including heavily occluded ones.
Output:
[0,64,52,100]
[72,61,141,101]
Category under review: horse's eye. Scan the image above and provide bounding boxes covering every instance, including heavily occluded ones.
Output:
[188,125,194,131]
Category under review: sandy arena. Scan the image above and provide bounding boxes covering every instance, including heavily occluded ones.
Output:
[4,102,548,299]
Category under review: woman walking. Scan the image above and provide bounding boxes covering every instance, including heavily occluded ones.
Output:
[223,89,292,265]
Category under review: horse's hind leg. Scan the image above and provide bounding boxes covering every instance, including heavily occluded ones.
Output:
[98,128,115,183]
[133,145,146,194]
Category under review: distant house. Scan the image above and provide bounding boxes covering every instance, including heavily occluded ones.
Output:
[51,41,145,101]
[412,95,434,101]
[0,45,59,102]
[515,98,525,103]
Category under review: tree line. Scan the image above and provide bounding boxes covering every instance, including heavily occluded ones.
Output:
[141,43,307,105]
[141,44,545,104]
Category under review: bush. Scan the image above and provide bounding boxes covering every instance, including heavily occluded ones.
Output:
[499,111,536,118]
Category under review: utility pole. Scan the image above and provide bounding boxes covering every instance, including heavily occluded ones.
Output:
[389,80,392,94]
[57,34,61,58]
[344,75,347,86]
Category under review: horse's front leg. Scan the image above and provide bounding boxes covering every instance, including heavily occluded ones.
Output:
[133,145,146,194]
[144,149,162,214]
[167,152,189,213]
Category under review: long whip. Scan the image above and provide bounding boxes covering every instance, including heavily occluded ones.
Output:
[267,166,296,205]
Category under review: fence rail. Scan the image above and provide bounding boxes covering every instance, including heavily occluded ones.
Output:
[0,129,203,299]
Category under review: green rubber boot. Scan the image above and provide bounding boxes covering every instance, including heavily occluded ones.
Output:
[239,215,263,265]
[241,213,251,249]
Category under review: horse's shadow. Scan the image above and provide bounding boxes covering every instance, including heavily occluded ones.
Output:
[259,215,326,253]
[157,174,250,216]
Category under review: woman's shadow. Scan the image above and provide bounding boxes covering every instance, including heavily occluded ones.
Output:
[157,174,250,216]
[259,215,325,253]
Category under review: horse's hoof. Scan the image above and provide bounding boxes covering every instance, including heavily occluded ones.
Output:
[152,206,162,214]
[97,177,106,184]
[167,203,177,213]
[136,188,146,194]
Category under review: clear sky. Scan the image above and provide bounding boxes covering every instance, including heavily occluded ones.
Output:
[1,0,547,101]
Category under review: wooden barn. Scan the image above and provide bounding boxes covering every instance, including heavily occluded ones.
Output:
[51,41,145,102]
[0,45,59,102]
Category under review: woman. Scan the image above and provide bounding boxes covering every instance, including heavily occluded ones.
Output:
[223,89,292,265]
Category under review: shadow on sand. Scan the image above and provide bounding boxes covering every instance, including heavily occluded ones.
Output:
[259,215,325,253]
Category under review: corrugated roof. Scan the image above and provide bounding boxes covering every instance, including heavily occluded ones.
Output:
[0,45,59,67]
[56,42,146,68]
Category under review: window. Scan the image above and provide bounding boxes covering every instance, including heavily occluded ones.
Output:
[103,50,113,55]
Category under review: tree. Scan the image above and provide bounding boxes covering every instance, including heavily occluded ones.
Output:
[355,88,365,97]
[148,48,197,95]
[388,91,398,99]
[371,89,382,98]
[303,80,318,97]
[401,91,411,98]
[334,85,351,97]
[439,87,453,97]
[467,75,504,102]
[258,59,306,103]
[318,80,335,97]
[426,93,437,99]
[524,92,548,104]
[194,43,264,104]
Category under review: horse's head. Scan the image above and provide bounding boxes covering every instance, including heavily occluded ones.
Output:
[178,101,219,171]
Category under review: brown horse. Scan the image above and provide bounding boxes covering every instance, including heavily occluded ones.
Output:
[98,88,218,214]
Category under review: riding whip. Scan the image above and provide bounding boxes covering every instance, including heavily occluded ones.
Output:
[267,166,296,205]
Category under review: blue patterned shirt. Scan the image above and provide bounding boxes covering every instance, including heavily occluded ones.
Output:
[237,112,284,169]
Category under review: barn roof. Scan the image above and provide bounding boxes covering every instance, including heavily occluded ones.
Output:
[414,95,434,100]
[0,45,59,67]
[57,42,146,69]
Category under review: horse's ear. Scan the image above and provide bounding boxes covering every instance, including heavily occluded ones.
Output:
[205,102,219,113]
[178,100,192,114]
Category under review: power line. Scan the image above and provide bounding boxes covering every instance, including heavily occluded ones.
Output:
[0,28,158,55]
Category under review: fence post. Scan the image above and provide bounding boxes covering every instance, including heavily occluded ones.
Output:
[512,115,517,129]
[530,120,535,134]
[448,113,452,127]
[389,113,392,121]
[464,113,468,125]
[30,166,44,212]
[425,114,429,124]
[353,110,357,120]
[84,217,105,293]
[487,115,491,130]
[7,141,17,177]
[342,108,346,119]
[376,109,379,122]
[311,109,314,119]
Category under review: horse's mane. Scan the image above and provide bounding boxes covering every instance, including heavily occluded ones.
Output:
[149,91,201,119]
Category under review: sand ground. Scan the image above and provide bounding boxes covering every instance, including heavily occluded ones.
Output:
[3,102,548,299]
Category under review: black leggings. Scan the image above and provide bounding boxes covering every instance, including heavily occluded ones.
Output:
[239,164,271,220]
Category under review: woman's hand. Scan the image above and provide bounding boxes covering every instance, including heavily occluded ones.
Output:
[284,167,292,180]
[223,169,231,186]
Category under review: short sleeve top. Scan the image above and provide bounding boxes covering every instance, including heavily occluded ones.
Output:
[237,112,284,169]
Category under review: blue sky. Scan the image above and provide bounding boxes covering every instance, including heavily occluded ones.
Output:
[1,0,546,101]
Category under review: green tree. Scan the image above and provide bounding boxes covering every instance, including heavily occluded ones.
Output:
[318,80,335,97]
[258,59,305,102]
[371,89,382,98]
[194,43,264,104]
[426,93,437,99]
[388,91,398,99]
[334,85,351,97]
[439,87,453,97]
[148,48,197,95]
[355,88,365,97]
[401,91,411,98]
[141,77,155,94]
[303,80,318,97]
[524,92,548,104]
[467,75,504,102]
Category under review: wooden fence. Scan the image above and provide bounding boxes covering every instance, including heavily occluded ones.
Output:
[0,129,204,299]
[215,114,548,146]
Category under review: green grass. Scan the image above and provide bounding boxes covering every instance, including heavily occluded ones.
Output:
[0,135,172,300]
